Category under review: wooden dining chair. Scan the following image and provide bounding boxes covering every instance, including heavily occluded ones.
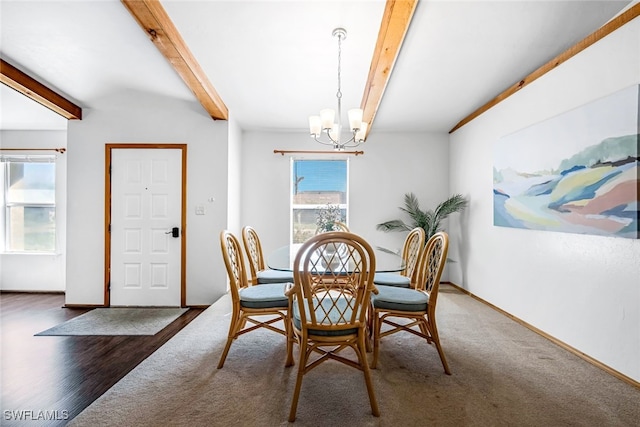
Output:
[373,227,425,288]
[242,225,294,285]
[334,221,350,232]
[217,230,294,369]
[370,231,451,374]
[285,231,380,422]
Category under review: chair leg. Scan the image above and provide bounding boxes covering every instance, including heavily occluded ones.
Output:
[365,317,373,353]
[217,315,240,369]
[288,336,308,422]
[217,310,243,369]
[418,317,429,336]
[365,301,374,353]
[358,331,380,417]
[284,314,295,367]
[427,317,451,375]
[371,311,381,369]
[238,317,248,331]
[216,337,234,369]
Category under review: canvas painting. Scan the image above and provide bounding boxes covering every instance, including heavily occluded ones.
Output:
[493,85,639,239]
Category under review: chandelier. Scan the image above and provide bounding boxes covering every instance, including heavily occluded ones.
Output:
[308,28,367,151]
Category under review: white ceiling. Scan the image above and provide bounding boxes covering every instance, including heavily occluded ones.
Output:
[0,0,633,134]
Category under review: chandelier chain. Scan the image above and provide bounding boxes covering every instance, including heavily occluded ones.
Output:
[336,32,343,101]
[336,32,343,136]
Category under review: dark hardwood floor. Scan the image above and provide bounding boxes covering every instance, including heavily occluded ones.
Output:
[0,292,205,426]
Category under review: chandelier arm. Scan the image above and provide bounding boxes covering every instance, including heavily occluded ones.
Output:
[313,135,339,146]
[342,137,360,147]
[314,125,362,147]
[339,140,363,149]
[343,141,363,147]
[342,134,356,144]
[326,130,339,144]
[339,132,363,149]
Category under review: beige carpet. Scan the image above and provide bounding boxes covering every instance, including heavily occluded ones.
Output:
[69,285,639,426]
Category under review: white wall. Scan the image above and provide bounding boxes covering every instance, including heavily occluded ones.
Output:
[240,130,450,268]
[449,19,640,381]
[66,91,230,306]
[0,130,67,291]
[226,116,242,237]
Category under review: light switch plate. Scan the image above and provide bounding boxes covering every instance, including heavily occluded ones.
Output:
[195,205,205,215]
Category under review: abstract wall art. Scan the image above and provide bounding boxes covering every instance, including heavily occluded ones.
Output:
[493,85,639,239]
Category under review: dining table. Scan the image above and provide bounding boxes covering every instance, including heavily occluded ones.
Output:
[268,241,403,350]
[267,243,405,273]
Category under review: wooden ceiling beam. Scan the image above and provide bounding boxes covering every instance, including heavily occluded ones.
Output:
[121,0,228,121]
[1,59,82,120]
[360,0,418,139]
[449,2,640,133]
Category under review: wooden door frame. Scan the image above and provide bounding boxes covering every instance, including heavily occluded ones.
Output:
[104,143,188,307]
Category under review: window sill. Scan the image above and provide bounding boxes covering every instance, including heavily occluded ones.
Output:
[1,252,61,256]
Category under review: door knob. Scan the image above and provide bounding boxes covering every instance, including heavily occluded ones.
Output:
[165,227,180,238]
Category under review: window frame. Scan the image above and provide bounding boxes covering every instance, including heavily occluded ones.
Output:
[289,157,350,244]
[1,154,57,254]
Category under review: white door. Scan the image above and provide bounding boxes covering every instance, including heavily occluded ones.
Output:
[110,148,182,307]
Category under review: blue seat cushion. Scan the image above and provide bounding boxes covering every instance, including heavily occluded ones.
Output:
[257,269,295,284]
[292,296,359,337]
[371,285,429,312]
[239,283,289,309]
[373,272,411,288]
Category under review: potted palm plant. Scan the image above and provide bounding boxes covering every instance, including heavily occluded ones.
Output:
[377,193,468,241]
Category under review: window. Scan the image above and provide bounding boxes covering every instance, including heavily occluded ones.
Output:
[291,159,348,244]
[1,155,56,252]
